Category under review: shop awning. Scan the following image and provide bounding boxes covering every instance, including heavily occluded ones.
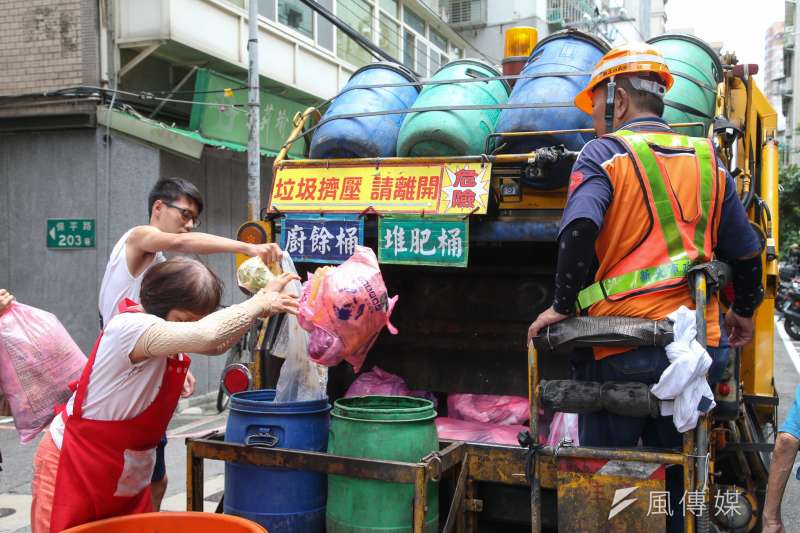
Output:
[96,106,282,160]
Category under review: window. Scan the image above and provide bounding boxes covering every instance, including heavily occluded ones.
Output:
[278,0,313,39]
[416,42,428,77]
[404,29,415,71]
[379,0,399,17]
[337,0,374,67]
[380,14,400,60]
[429,27,447,52]
[403,7,426,36]
[430,50,440,75]
[451,45,463,59]
[316,0,334,50]
[256,0,275,19]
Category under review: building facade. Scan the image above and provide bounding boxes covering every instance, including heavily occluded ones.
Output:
[0,0,469,396]
[764,21,786,138]
[784,0,799,164]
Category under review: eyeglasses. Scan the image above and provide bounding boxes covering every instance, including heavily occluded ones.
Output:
[164,202,201,227]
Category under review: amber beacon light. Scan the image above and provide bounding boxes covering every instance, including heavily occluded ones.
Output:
[502,27,538,86]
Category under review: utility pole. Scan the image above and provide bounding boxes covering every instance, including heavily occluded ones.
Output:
[247,0,260,221]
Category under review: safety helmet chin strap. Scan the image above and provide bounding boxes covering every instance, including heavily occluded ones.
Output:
[604,76,616,134]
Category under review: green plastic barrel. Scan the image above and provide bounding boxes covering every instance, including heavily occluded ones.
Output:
[326,396,439,533]
[396,59,511,157]
[647,33,723,137]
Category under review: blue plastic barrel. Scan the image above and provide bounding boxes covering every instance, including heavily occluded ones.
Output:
[224,389,331,533]
[310,63,420,159]
[495,30,609,183]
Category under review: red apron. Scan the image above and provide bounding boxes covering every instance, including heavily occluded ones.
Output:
[49,300,190,532]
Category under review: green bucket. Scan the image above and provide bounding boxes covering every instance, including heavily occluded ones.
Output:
[326,396,439,533]
[396,59,511,157]
[648,33,723,137]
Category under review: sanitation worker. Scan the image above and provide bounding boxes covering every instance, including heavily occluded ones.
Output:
[527,44,764,532]
[98,177,283,510]
[31,257,299,532]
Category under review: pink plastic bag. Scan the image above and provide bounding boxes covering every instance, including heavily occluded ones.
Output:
[345,367,410,397]
[0,303,87,443]
[546,412,580,447]
[435,417,527,446]
[298,247,398,372]
[447,394,530,425]
[344,366,437,407]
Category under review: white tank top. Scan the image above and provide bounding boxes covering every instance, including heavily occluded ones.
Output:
[99,228,166,326]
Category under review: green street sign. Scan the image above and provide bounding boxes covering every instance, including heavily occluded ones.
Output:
[378,216,468,268]
[47,219,95,249]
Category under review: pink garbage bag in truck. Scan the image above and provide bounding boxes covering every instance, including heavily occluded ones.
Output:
[298,246,398,372]
[435,417,529,446]
[0,302,87,444]
[344,366,438,408]
[447,393,530,425]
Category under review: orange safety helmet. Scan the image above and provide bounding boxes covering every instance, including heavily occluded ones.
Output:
[574,44,674,115]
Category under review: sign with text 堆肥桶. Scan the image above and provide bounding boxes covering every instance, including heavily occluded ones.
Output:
[378,216,468,268]
[269,162,491,216]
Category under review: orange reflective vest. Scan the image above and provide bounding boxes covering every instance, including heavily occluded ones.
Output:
[575,129,725,358]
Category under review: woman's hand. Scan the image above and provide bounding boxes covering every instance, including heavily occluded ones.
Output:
[0,289,15,314]
[252,288,300,317]
[265,272,300,293]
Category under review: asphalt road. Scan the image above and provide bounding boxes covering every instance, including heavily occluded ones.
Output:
[1,326,800,532]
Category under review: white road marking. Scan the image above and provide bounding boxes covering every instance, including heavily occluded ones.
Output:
[160,474,225,513]
[775,317,800,376]
[0,417,13,424]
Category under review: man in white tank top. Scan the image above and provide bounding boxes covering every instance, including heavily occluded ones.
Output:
[98,177,282,510]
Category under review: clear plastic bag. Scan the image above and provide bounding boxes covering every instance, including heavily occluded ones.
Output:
[274,254,328,403]
[298,246,398,372]
[546,412,580,447]
[0,302,87,443]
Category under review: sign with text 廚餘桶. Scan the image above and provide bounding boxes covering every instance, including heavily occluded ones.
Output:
[280,214,364,264]
[269,162,491,216]
[378,216,468,268]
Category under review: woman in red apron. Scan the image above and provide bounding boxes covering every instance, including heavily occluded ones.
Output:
[31,257,298,532]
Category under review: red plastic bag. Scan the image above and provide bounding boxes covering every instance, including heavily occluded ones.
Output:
[0,302,87,443]
[435,417,527,446]
[546,412,580,447]
[344,366,438,407]
[447,394,530,425]
[298,247,398,372]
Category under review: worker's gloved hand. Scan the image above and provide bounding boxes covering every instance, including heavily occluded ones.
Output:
[724,309,754,347]
[0,289,14,314]
[250,243,283,266]
[527,305,570,347]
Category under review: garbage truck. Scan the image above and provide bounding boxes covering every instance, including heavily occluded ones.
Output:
[196,28,780,533]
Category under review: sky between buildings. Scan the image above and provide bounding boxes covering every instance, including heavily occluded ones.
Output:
[664,0,783,88]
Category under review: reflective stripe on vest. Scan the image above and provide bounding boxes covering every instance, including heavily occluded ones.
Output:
[575,130,716,311]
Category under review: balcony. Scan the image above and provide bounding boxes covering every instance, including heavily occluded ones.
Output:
[547,0,595,28]
[115,0,354,101]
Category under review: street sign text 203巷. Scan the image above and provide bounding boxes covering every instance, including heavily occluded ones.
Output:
[47,219,96,249]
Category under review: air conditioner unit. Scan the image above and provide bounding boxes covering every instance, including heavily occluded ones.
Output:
[446,0,487,28]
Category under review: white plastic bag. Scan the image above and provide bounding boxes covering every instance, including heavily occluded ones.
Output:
[274,254,328,403]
